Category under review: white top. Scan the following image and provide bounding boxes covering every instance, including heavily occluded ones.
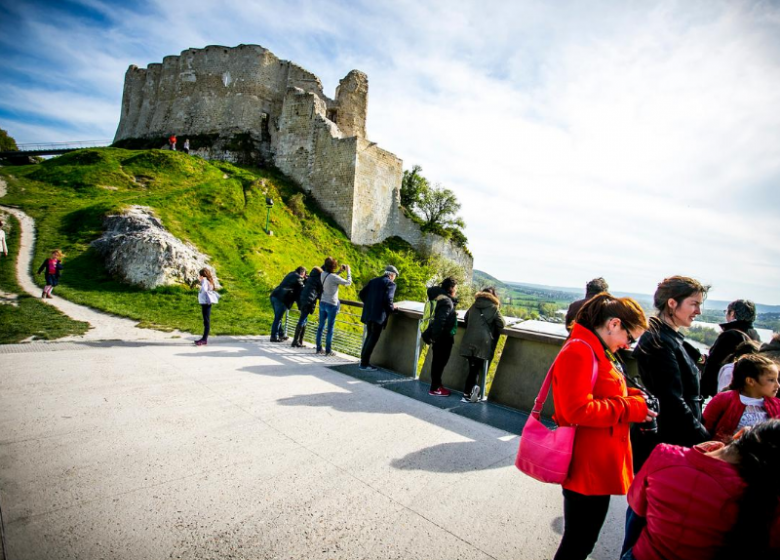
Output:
[0,229,7,255]
[717,363,734,393]
[736,394,767,432]
[320,270,352,306]
[198,277,219,305]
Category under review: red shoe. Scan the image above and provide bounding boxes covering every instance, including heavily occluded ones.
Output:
[195,340,208,346]
[428,387,451,397]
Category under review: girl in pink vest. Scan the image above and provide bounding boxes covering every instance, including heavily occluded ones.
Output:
[36,249,63,298]
[704,354,780,443]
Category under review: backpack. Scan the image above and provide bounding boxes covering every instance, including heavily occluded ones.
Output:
[420,299,435,334]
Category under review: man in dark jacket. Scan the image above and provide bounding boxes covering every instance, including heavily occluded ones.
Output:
[701,299,762,397]
[358,265,398,370]
[269,267,306,342]
[565,277,609,332]
[422,277,458,397]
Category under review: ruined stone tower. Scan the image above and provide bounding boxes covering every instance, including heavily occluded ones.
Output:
[114,44,472,275]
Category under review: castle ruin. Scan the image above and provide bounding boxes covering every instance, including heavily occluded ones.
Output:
[114,44,472,275]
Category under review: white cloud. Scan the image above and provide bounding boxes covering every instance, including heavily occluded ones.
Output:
[2,0,779,302]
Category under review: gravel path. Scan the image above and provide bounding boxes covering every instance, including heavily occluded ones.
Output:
[0,175,193,342]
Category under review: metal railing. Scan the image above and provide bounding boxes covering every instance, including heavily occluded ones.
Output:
[284,299,365,357]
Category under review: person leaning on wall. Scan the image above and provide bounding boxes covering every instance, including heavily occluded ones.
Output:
[422,277,458,397]
[565,277,609,332]
[269,266,306,342]
[458,286,505,403]
[358,265,398,371]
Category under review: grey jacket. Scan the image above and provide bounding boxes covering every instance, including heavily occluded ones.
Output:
[459,292,506,361]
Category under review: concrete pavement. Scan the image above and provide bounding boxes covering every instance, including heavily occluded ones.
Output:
[0,338,628,559]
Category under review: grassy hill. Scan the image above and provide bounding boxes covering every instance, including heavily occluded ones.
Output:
[0,148,440,338]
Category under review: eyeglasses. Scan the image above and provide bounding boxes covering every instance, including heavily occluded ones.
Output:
[622,324,637,345]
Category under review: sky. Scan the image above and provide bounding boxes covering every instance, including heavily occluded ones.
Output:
[1,0,779,304]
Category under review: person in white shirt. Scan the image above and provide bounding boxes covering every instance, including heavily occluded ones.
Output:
[315,257,351,356]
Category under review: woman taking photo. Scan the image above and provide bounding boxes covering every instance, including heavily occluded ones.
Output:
[632,276,711,471]
[551,293,654,560]
[315,257,351,356]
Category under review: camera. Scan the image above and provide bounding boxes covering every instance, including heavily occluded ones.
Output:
[640,394,660,434]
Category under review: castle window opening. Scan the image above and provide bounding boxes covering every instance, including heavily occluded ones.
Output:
[327,109,338,122]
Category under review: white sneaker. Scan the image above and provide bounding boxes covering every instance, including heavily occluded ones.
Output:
[469,385,481,403]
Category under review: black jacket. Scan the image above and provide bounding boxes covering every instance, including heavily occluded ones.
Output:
[359,275,396,326]
[701,319,761,397]
[423,286,457,344]
[633,317,709,458]
[271,271,305,310]
[297,268,323,314]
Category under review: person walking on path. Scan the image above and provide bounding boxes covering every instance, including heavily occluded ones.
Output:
[701,299,762,398]
[422,277,458,397]
[458,287,505,403]
[36,249,63,298]
[0,219,8,257]
[358,265,398,371]
[703,354,780,443]
[269,267,306,342]
[291,266,323,348]
[622,419,780,560]
[169,134,177,151]
[195,268,219,346]
[565,277,609,332]
[316,258,351,356]
[183,138,190,154]
[550,293,653,560]
[632,276,711,472]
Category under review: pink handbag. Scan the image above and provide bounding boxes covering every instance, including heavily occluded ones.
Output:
[515,339,597,484]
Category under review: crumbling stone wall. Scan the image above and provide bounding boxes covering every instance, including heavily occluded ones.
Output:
[114,44,473,278]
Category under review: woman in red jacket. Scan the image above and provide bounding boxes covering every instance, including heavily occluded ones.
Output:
[703,354,780,443]
[623,419,780,560]
[551,294,654,560]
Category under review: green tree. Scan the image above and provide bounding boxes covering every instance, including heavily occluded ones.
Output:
[0,128,19,152]
[400,164,428,209]
[418,184,464,230]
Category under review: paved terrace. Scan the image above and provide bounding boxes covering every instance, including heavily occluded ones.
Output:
[0,338,628,560]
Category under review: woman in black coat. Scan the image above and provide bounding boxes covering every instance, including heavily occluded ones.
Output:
[632,275,711,471]
[291,266,323,347]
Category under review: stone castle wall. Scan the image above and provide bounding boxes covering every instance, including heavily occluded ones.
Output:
[115,44,472,278]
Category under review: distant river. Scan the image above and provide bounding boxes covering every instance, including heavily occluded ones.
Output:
[691,320,774,345]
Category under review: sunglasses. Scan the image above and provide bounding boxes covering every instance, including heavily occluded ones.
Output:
[622,324,637,345]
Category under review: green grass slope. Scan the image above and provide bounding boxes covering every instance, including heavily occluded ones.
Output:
[0,214,90,343]
[0,148,436,336]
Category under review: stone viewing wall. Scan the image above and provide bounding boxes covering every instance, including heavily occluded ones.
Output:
[115,44,473,278]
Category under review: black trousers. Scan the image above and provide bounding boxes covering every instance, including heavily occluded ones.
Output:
[429,335,454,391]
[463,356,486,394]
[360,321,383,367]
[201,304,212,340]
[553,489,611,560]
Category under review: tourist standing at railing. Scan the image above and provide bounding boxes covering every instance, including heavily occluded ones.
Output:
[701,299,762,398]
[458,287,505,403]
[550,293,652,560]
[316,258,351,356]
[183,139,190,154]
[422,277,458,397]
[269,267,306,343]
[358,265,398,371]
[565,277,609,332]
[291,266,323,348]
[632,276,711,472]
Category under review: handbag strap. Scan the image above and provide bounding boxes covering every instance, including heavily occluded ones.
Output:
[531,339,598,417]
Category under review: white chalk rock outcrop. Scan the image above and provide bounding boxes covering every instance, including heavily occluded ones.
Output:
[91,205,219,289]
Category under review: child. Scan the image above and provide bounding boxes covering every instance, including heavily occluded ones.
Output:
[703,354,780,443]
[36,249,63,298]
[716,339,760,393]
[195,268,219,346]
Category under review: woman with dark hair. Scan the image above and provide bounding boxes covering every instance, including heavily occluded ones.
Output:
[622,419,780,560]
[291,266,323,348]
[632,276,711,471]
[458,286,505,403]
[550,293,654,560]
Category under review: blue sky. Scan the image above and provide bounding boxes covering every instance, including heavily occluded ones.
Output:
[2,0,780,304]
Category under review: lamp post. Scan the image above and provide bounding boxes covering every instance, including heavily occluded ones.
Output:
[264,197,274,235]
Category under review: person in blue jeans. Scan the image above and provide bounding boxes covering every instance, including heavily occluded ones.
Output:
[316,257,351,356]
